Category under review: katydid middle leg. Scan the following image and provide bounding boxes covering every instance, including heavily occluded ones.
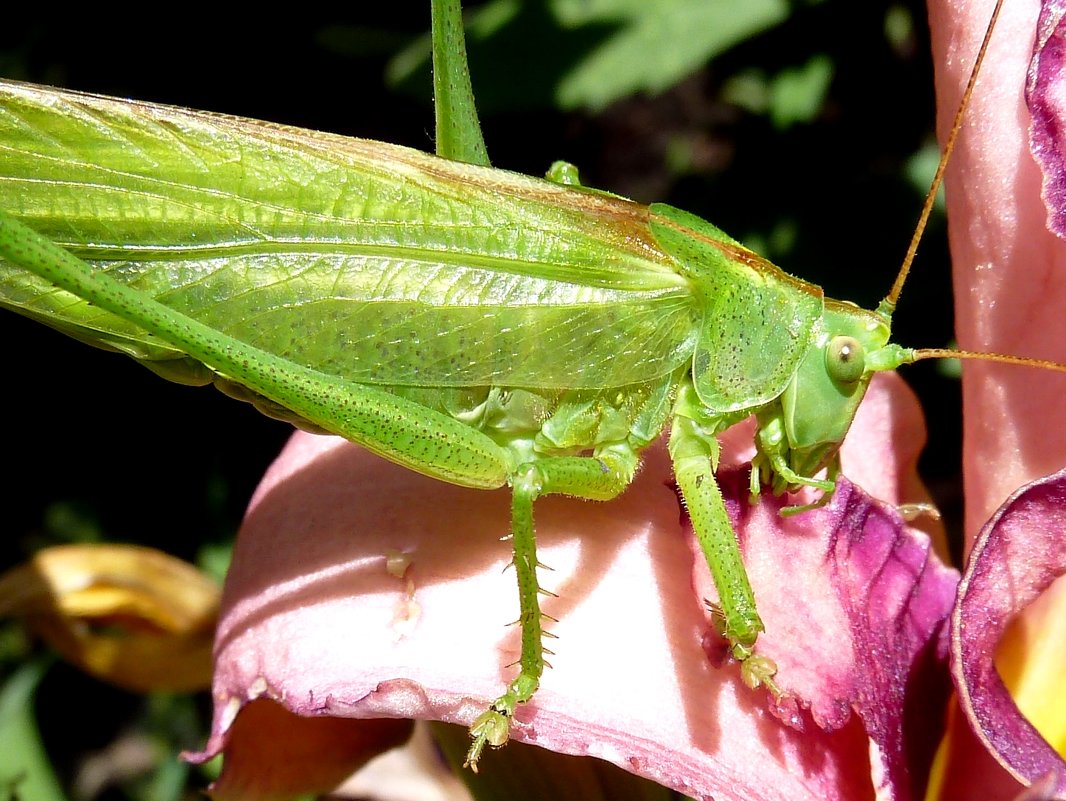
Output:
[465,447,639,769]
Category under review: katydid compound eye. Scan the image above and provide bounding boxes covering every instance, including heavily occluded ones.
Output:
[826,336,865,384]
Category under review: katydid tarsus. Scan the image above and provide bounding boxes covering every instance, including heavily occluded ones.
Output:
[0,0,1057,771]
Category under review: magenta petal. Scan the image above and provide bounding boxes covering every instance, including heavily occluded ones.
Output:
[952,469,1066,794]
[1028,0,1066,239]
[694,470,957,799]
[194,375,954,800]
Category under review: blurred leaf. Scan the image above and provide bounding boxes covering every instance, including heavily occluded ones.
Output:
[721,69,771,115]
[553,0,790,110]
[388,0,792,114]
[0,659,69,801]
[42,501,103,544]
[197,540,233,585]
[724,55,833,130]
[135,751,188,801]
[905,140,947,209]
[767,54,832,128]
[883,4,915,54]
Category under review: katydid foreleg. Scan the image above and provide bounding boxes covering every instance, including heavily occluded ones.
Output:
[669,383,779,693]
[753,414,836,498]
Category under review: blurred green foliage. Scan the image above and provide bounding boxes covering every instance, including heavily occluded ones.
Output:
[0,1,960,798]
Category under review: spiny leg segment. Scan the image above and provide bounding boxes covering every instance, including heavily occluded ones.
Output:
[465,448,639,770]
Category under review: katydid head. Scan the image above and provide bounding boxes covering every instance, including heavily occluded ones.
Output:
[771,0,1066,485]
[777,301,896,477]
[773,293,1066,486]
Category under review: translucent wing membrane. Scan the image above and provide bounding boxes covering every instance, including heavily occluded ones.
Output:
[0,82,697,389]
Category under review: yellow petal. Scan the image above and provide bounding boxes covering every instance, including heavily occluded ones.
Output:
[0,544,218,692]
[995,576,1066,757]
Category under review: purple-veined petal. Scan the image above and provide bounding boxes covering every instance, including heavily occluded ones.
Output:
[1028,0,1066,240]
[952,469,1066,795]
[695,411,958,799]
[928,0,1066,796]
[188,374,956,801]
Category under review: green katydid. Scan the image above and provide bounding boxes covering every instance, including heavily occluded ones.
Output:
[0,0,1051,771]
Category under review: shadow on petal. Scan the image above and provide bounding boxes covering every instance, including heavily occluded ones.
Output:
[194,698,411,801]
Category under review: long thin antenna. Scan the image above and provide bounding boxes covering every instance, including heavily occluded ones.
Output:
[910,348,1066,374]
[882,0,1005,312]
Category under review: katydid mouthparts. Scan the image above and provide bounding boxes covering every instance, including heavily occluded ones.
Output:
[0,0,1055,771]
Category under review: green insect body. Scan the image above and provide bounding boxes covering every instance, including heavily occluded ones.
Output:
[0,51,921,767]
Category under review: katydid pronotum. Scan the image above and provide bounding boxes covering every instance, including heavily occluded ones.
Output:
[0,0,1056,771]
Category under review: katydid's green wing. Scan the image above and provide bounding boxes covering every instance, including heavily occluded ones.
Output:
[0,81,699,391]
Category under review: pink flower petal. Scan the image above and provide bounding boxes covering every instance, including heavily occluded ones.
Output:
[191,699,412,801]
[192,374,956,800]
[928,0,1066,797]
[1028,0,1066,239]
[952,469,1066,794]
[694,382,958,797]
[930,0,1066,534]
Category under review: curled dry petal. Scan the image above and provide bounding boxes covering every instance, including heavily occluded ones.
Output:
[952,470,1066,796]
[0,544,218,692]
[191,373,957,801]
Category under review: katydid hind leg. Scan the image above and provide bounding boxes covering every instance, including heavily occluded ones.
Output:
[0,211,515,491]
[430,0,489,167]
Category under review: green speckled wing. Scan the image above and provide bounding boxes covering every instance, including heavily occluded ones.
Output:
[0,81,698,391]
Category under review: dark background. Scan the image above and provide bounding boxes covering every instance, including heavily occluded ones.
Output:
[0,2,961,797]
